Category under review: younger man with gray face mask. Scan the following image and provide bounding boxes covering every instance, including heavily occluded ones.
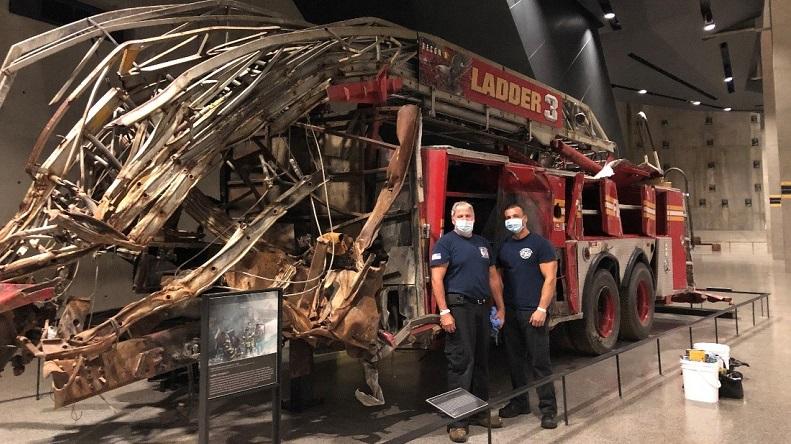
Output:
[430,201,506,443]
[496,203,558,429]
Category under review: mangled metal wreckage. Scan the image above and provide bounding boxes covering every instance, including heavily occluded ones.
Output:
[0,1,617,408]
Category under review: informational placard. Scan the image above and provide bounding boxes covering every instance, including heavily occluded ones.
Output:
[427,388,488,419]
[418,36,564,129]
[205,290,280,398]
[199,289,282,444]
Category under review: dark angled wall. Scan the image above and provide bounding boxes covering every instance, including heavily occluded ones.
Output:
[294,0,624,154]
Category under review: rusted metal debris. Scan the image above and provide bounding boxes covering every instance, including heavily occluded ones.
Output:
[0,0,620,408]
[0,1,431,407]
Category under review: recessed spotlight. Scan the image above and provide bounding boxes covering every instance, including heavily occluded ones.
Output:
[604,12,616,19]
[691,101,701,106]
[723,107,732,111]
[724,76,733,82]
[703,22,716,31]
[638,89,647,94]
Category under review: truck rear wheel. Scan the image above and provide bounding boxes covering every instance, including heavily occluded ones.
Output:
[619,263,655,340]
[570,270,621,355]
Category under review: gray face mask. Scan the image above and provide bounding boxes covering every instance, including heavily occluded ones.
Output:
[454,220,474,236]
[505,218,523,234]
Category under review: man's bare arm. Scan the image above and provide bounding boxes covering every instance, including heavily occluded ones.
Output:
[537,260,558,310]
[489,266,506,326]
[529,260,558,327]
[431,264,455,333]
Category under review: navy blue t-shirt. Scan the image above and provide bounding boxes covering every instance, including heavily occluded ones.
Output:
[430,231,495,300]
[496,232,557,310]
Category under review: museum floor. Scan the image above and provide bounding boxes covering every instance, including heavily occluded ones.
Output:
[1,252,789,444]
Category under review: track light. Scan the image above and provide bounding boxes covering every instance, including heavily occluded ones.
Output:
[691,100,701,106]
[723,107,732,111]
[601,1,616,20]
[700,0,715,31]
[638,89,647,94]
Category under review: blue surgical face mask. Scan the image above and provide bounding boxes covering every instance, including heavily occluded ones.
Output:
[505,218,523,234]
[454,219,474,236]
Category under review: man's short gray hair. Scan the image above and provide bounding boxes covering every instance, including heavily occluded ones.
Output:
[450,201,475,217]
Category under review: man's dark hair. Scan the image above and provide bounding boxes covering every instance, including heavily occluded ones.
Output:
[504,203,524,214]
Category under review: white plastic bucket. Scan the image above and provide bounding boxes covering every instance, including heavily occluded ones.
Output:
[694,342,731,369]
[681,359,721,403]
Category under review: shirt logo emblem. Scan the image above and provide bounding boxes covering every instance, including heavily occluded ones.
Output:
[432,253,442,260]
[519,247,533,259]
[479,247,489,259]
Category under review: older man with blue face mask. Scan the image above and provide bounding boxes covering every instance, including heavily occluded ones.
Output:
[430,201,506,443]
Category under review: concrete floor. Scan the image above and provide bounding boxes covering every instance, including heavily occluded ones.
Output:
[0,252,788,443]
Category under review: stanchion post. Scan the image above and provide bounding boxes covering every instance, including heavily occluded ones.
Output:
[187,363,195,416]
[487,407,492,444]
[656,338,662,376]
[615,354,622,399]
[714,317,719,343]
[766,295,770,318]
[752,301,756,326]
[561,376,569,426]
[688,326,693,348]
[760,297,764,317]
[35,357,41,400]
[734,306,739,336]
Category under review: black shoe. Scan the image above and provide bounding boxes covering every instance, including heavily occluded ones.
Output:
[499,402,530,418]
[541,414,558,429]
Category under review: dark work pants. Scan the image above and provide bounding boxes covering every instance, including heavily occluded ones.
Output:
[503,309,557,416]
[446,302,490,428]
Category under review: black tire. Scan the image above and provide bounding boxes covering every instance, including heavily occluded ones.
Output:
[569,270,621,355]
[619,263,655,340]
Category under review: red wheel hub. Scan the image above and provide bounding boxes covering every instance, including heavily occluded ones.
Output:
[636,281,651,324]
[596,288,615,338]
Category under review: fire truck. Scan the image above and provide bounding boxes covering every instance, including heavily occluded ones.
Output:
[362,34,717,356]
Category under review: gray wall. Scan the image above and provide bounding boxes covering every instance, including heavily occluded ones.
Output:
[619,102,766,232]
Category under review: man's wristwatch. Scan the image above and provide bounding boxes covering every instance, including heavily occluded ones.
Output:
[536,307,547,313]
[439,309,451,315]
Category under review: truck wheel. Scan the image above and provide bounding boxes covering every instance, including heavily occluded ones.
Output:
[570,270,621,355]
[619,263,655,340]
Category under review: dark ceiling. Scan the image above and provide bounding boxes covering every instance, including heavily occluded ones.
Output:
[599,0,764,112]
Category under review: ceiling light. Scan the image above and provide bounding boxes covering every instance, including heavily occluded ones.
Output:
[723,107,732,111]
[691,100,701,106]
[601,1,616,20]
[724,76,733,82]
[700,0,716,31]
[638,89,647,94]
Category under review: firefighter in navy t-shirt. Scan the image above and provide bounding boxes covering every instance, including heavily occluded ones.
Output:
[496,203,559,429]
[430,201,506,443]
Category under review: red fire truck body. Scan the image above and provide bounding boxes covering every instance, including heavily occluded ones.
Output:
[417,145,691,354]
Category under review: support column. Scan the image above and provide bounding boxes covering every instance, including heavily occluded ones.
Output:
[762,0,783,259]
[769,0,791,269]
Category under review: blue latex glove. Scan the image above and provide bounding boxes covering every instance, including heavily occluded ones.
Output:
[489,306,502,345]
[490,306,502,330]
